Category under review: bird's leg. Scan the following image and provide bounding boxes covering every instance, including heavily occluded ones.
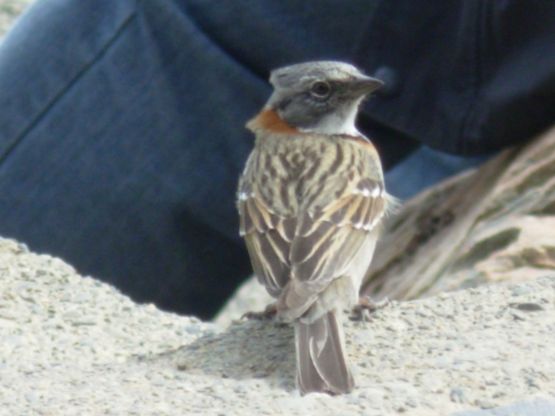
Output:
[350,296,390,321]
[241,302,278,321]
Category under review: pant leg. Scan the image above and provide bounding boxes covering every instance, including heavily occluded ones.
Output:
[385,146,491,200]
[0,0,260,318]
[0,0,394,318]
[0,0,483,318]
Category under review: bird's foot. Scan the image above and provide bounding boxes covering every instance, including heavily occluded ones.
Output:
[350,296,390,321]
[241,302,278,321]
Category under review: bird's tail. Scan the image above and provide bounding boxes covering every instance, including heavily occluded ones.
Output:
[294,310,354,395]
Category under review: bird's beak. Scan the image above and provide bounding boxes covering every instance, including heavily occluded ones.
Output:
[351,76,384,96]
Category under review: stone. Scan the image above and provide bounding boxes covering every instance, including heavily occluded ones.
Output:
[362,125,555,301]
[0,237,554,415]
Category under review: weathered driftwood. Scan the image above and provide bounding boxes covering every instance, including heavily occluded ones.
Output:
[362,125,555,301]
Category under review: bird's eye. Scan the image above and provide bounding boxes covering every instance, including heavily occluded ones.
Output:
[310,81,331,99]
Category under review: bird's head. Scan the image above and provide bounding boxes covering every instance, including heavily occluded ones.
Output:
[265,61,383,136]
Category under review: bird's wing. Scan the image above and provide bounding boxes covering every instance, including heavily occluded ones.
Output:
[280,177,386,316]
[238,139,388,308]
[238,174,294,297]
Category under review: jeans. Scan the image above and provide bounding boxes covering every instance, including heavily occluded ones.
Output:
[0,0,485,318]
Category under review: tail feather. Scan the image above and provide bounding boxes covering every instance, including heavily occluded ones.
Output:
[294,311,354,395]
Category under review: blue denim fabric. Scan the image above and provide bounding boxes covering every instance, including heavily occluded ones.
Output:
[0,0,486,317]
[385,146,488,200]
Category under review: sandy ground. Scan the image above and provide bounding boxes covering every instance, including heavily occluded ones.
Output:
[0,238,554,415]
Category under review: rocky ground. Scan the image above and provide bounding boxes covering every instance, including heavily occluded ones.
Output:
[0,238,554,415]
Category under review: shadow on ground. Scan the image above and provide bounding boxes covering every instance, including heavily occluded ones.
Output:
[132,320,297,389]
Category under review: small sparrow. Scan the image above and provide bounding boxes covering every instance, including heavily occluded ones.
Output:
[237,61,392,395]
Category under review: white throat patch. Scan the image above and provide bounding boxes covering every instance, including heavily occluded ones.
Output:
[299,100,362,136]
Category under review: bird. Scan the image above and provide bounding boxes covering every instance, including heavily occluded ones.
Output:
[237,61,393,395]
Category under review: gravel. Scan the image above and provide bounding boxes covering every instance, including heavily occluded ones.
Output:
[0,238,554,415]
[0,239,216,415]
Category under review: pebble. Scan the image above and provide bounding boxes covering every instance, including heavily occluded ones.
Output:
[0,238,554,415]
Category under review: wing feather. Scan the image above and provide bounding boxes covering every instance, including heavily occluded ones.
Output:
[239,190,293,296]
[238,140,388,317]
[280,190,386,315]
